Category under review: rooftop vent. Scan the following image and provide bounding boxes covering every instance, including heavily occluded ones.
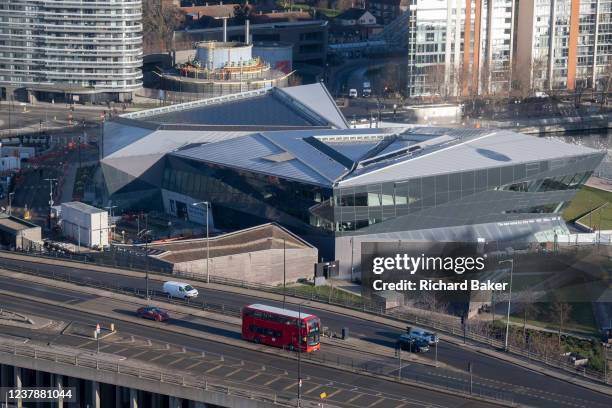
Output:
[262,151,295,162]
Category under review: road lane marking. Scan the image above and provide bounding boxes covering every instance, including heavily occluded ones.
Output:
[283,382,297,391]
[149,354,166,362]
[346,394,363,404]
[244,373,261,382]
[304,384,322,395]
[325,389,342,399]
[185,361,203,370]
[367,397,385,407]
[263,377,281,386]
[169,357,186,366]
[205,365,222,374]
[225,368,242,378]
[129,350,149,359]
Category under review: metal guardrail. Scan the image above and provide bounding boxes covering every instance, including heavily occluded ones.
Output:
[0,341,317,408]
[0,262,522,405]
[121,88,269,120]
[1,251,609,385]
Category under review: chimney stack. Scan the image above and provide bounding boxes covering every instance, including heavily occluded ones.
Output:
[245,19,250,44]
[223,17,227,42]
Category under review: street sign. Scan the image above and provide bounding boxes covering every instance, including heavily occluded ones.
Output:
[319,392,327,399]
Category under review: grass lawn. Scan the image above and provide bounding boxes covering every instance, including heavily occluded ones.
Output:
[508,301,599,337]
[284,282,364,306]
[287,4,341,17]
[563,186,612,229]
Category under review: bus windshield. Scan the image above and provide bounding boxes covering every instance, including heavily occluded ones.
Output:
[307,318,320,346]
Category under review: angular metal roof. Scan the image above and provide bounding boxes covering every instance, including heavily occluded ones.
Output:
[119,84,348,130]
[169,126,603,188]
[171,133,334,186]
[338,128,601,187]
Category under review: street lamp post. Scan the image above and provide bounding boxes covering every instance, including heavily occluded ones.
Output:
[44,178,58,229]
[499,258,514,351]
[144,230,151,300]
[283,237,286,309]
[297,302,302,407]
[192,201,210,283]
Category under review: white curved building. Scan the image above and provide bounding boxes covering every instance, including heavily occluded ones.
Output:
[0,0,143,102]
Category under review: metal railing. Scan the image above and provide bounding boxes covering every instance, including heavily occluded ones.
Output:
[0,341,319,408]
[5,258,608,404]
[1,250,609,385]
[0,262,522,405]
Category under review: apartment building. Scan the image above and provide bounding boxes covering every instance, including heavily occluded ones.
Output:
[515,0,612,93]
[406,0,516,98]
[0,0,143,103]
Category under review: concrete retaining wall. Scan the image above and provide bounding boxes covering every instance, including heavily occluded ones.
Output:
[173,247,317,284]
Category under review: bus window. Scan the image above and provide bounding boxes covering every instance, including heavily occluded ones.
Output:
[308,318,320,346]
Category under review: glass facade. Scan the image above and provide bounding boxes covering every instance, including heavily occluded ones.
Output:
[161,156,335,254]
[332,154,600,236]
[526,0,612,91]
[407,0,515,97]
[149,151,603,262]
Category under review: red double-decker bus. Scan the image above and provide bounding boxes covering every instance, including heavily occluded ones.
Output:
[241,304,321,352]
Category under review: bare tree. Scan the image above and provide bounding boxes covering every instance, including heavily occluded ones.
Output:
[423,64,447,101]
[143,1,186,54]
[550,300,572,347]
[597,60,612,112]
[531,56,548,95]
[519,291,539,340]
[574,78,588,108]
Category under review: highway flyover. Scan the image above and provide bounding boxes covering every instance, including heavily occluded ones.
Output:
[0,255,610,408]
[0,276,501,408]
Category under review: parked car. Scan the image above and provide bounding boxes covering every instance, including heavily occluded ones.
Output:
[398,334,429,352]
[406,327,438,346]
[162,281,199,299]
[349,89,358,98]
[136,306,169,322]
[423,331,439,346]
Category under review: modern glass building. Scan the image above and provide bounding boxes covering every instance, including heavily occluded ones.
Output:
[515,0,612,92]
[101,84,605,277]
[0,0,143,102]
[406,0,515,97]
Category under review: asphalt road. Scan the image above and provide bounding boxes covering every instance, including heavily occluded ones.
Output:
[0,288,496,408]
[0,258,610,407]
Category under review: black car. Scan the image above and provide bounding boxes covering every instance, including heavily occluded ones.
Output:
[398,334,430,353]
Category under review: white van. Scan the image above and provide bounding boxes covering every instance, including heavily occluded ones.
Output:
[162,281,199,299]
[349,88,358,98]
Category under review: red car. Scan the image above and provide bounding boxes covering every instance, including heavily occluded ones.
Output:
[136,306,169,322]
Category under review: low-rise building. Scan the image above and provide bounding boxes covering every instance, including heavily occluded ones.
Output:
[150,223,318,284]
[366,0,409,26]
[335,8,377,26]
[60,202,109,249]
[0,214,42,250]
